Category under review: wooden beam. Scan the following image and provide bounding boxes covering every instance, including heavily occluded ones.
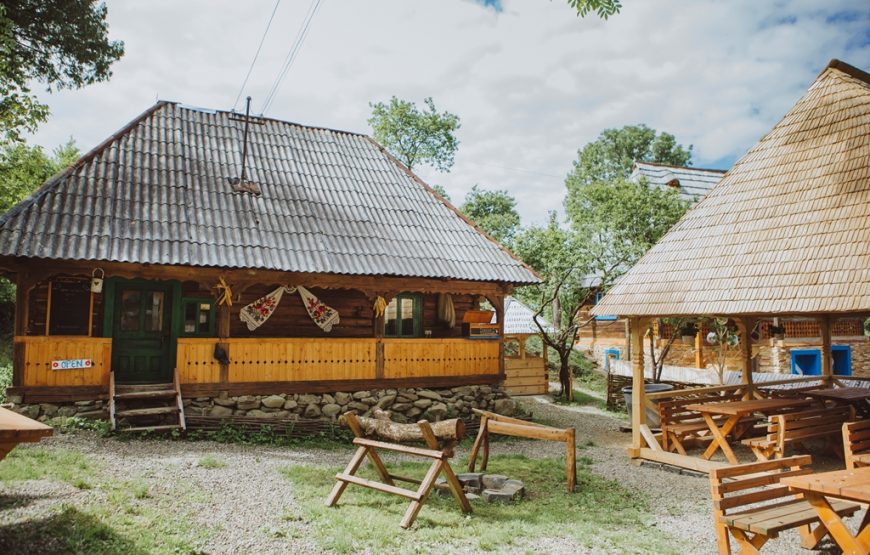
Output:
[636,447,729,474]
[629,317,651,454]
[694,330,703,368]
[819,315,832,385]
[737,318,756,391]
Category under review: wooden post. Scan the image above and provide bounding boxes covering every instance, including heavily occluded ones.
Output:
[628,317,649,457]
[217,301,231,385]
[819,315,832,386]
[491,294,506,381]
[12,274,31,387]
[737,318,755,396]
[374,294,385,379]
[694,330,703,368]
[44,280,53,336]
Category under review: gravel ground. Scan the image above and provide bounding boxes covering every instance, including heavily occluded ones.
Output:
[0,396,865,554]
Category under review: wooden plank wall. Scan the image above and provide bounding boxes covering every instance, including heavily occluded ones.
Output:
[178,338,378,383]
[503,356,548,395]
[382,339,500,378]
[16,336,111,387]
[27,278,103,336]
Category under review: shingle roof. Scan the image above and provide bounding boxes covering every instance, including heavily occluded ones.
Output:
[495,296,553,335]
[630,162,725,204]
[592,59,870,317]
[0,102,539,284]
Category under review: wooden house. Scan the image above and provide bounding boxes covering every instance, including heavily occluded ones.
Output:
[591,59,870,471]
[0,102,539,428]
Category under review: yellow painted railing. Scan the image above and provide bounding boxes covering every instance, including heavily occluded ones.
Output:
[177,338,378,383]
[382,338,500,378]
[15,336,111,387]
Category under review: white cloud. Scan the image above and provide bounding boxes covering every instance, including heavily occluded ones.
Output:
[26,0,870,225]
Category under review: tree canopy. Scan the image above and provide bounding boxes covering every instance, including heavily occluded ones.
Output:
[566,0,622,19]
[565,124,691,215]
[0,0,124,143]
[460,185,521,245]
[368,96,460,172]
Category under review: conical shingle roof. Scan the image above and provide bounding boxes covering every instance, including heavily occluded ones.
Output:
[593,60,870,317]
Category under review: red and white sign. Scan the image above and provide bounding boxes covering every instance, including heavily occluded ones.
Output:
[51,359,93,370]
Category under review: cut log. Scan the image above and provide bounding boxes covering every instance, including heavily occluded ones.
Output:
[342,412,465,442]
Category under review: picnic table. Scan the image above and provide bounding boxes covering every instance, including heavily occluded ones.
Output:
[806,387,870,416]
[684,398,812,464]
[782,466,870,554]
[0,406,53,461]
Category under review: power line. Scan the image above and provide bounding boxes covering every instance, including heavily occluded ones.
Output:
[260,0,324,114]
[233,0,283,111]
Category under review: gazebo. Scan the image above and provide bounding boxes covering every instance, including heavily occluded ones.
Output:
[592,59,870,471]
[498,297,552,396]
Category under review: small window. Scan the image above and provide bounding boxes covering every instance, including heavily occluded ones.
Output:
[181,298,215,337]
[833,345,851,376]
[384,294,422,338]
[791,349,821,376]
[594,291,617,321]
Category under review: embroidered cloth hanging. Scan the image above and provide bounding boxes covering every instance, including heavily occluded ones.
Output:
[239,286,340,332]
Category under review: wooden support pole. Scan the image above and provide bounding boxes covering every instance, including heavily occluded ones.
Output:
[628,317,649,457]
[695,330,703,369]
[819,315,832,386]
[737,318,756,397]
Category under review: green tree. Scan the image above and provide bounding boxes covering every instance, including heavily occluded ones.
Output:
[566,0,622,18]
[565,124,691,214]
[460,185,520,245]
[0,139,80,306]
[368,96,460,172]
[431,184,451,202]
[0,1,124,143]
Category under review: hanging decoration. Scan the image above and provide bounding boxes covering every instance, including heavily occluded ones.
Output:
[215,276,233,306]
[373,296,388,318]
[437,293,456,328]
[239,285,340,332]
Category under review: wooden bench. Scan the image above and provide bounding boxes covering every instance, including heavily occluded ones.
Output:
[658,392,746,455]
[709,455,860,554]
[843,419,870,469]
[742,405,854,461]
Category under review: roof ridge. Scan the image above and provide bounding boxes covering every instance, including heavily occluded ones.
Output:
[634,161,727,173]
[0,101,173,228]
[824,59,870,87]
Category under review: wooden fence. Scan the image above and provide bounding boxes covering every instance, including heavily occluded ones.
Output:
[15,335,111,387]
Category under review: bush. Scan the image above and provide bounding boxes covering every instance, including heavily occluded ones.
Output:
[0,363,11,404]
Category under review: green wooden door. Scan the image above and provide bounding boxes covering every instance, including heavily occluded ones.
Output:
[111,280,173,384]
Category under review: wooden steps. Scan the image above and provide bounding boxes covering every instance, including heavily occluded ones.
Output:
[110,370,186,433]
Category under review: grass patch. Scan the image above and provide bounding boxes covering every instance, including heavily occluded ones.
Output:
[0,448,96,486]
[197,455,226,469]
[281,454,684,554]
[0,446,206,554]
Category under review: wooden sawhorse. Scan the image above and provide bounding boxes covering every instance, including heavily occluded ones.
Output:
[467,409,576,492]
[326,412,472,529]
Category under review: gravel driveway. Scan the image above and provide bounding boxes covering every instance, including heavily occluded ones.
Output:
[0,395,862,554]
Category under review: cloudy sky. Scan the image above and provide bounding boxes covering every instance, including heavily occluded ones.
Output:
[27,0,870,225]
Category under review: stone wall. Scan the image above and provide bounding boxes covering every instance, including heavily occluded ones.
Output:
[6,385,515,424]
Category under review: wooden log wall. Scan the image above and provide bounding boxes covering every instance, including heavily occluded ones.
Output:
[27,277,103,337]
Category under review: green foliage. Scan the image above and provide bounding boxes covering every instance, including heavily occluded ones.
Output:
[197,455,226,469]
[459,184,521,245]
[0,138,79,212]
[282,454,682,553]
[0,363,10,402]
[50,416,113,437]
[368,96,460,172]
[0,1,124,143]
[566,124,691,197]
[566,0,622,18]
[430,183,451,201]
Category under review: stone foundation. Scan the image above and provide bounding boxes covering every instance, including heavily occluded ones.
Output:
[7,385,516,424]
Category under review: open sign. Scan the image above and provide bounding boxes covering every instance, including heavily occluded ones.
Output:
[51,359,93,370]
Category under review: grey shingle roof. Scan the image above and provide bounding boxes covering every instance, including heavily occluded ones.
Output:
[630,162,725,204]
[0,102,539,284]
[494,296,553,335]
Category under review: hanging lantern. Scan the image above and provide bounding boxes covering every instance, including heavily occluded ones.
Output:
[91,268,105,293]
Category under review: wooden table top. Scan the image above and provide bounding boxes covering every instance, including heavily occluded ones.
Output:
[782,467,870,504]
[805,387,870,402]
[684,397,812,417]
[0,407,53,443]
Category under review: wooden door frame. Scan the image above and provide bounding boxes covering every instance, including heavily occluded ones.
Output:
[103,277,181,383]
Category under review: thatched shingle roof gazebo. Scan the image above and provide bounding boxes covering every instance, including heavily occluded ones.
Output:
[591,59,870,471]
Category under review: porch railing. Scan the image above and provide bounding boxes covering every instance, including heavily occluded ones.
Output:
[14,335,111,387]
